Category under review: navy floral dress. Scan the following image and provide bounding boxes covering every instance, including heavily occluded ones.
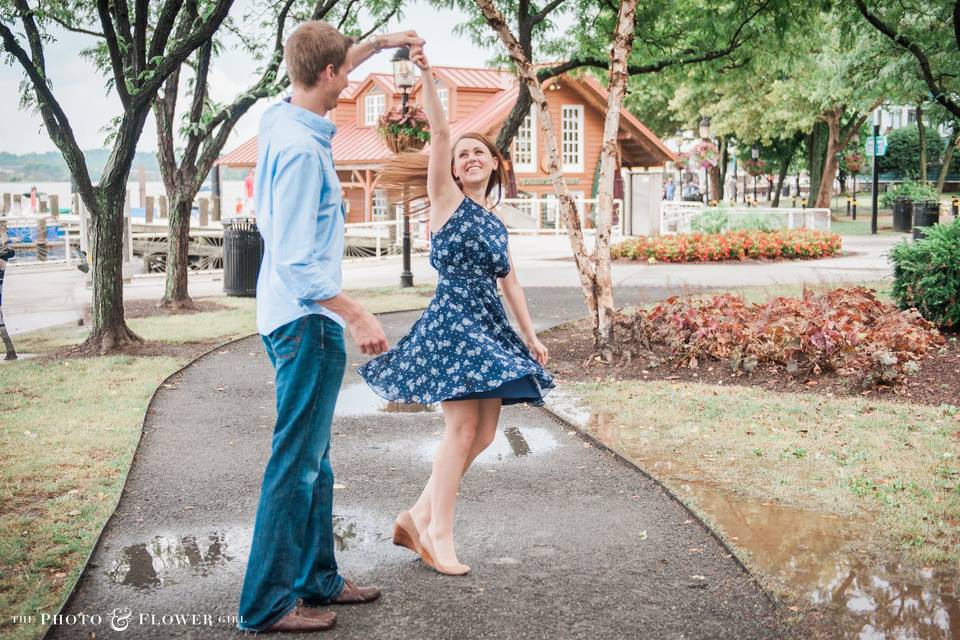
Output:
[357,196,555,406]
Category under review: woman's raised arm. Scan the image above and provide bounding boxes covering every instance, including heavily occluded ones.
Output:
[410,47,462,228]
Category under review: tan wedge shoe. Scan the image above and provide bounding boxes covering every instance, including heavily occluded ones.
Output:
[418,530,470,576]
[392,511,423,556]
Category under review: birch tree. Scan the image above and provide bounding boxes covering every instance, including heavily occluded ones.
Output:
[473,0,637,350]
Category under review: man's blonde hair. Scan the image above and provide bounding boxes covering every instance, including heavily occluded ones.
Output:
[284,21,354,88]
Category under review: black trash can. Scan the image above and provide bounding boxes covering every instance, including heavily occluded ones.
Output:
[911,201,940,240]
[892,196,913,233]
[222,218,264,296]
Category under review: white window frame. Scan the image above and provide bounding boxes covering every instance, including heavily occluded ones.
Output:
[437,87,449,119]
[372,189,388,219]
[512,106,537,173]
[561,105,584,173]
[364,91,385,126]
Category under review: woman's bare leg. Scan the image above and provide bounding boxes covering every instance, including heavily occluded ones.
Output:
[408,398,501,534]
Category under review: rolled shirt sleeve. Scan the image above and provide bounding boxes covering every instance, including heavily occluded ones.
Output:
[270,147,341,305]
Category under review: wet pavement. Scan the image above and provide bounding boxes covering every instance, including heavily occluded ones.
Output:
[46,287,786,639]
[552,399,960,639]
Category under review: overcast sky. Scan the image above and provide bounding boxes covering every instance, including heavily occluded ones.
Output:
[1,1,530,155]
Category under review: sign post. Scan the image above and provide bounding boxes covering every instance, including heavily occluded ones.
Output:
[870,112,882,235]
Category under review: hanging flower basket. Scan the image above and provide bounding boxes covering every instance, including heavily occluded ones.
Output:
[692,140,720,170]
[379,105,430,153]
[844,152,864,175]
[743,158,766,178]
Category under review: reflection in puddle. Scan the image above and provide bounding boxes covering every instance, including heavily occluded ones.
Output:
[110,517,382,590]
[332,515,389,551]
[109,531,239,590]
[419,426,557,463]
[581,412,960,639]
[336,383,434,416]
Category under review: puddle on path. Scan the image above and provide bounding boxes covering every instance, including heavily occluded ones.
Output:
[418,425,558,463]
[108,530,241,590]
[109,517,384,590]
[336,383,435,416]
[582,411,960,639]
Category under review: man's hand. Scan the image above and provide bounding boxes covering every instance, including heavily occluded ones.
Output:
[384,30,424,50]
[346,310,389,356]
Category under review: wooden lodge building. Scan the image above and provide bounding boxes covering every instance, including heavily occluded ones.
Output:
[217,66,675,230]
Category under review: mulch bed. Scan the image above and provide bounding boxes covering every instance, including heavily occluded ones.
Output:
[540,318,960,408]
[94,298,232,320]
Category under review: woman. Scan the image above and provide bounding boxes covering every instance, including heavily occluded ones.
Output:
[357,46,554,576]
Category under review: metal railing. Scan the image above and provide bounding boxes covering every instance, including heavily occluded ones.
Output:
[0,215,83,267]
[498,197,624,238]
[659,201,832,235]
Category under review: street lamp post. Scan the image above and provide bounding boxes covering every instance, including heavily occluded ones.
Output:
[751,144,759,204]
[699,116,711,203]
[392,48,417,287]
[870,107,881,235]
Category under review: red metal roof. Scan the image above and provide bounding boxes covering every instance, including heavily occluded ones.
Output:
[217,69,674,168]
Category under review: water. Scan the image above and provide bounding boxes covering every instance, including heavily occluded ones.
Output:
[0,181,252,215]
[579,410,960,639]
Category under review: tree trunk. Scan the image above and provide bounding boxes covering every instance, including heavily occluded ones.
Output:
[718,137,728,201]
[475,0,637,350]
[815,110,841,209]
[917,102,927,182]
[807,122,829,204]
[82,190,141,354]
[936,130,959,193]
[772,137,801,208]
[161,194,197,309]
[591,0,637,351]
[495,83,534,157]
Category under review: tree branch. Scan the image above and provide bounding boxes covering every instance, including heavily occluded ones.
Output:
[42,11,105,38]
[530,0,567,26]
[133,0,232,111]
[95,0,131,106]
[134,0,148,73]
[0,21,94,199]
[336,0,359,29]
[13,0,47,72]
[360,7,397,38]
[853,0,960,120]
[110,0,135,71]
[148,0,187,62]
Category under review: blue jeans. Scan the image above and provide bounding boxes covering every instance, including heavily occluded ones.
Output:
[237,314,346,631]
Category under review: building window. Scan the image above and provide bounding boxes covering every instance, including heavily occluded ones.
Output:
[365,91,385,126]
[513,107,537,173]
[372,189,388,218]
[561,105,584,172]
[437,87,449,119]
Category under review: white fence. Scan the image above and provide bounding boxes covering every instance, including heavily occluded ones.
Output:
[498,197,624,238]
[659,201,831,235]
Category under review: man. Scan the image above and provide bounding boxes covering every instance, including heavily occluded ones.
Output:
[236,22,423,634]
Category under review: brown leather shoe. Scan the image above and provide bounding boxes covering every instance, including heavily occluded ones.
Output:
[331,579,381,604]
[263,602,336,633]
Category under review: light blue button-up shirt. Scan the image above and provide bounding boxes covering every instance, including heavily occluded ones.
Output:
[254,98,345,336]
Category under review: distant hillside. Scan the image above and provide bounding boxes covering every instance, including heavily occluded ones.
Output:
[0,150,249,183]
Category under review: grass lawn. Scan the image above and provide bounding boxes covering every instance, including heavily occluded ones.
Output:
[549,279,959,573]
[0,286,433,640]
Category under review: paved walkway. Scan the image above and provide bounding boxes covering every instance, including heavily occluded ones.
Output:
[47,287,787,639]
[5,232,898,335]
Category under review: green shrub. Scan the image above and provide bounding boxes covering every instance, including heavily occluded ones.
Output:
[879,180,939,208]
[890,217,960,329]
[877,126,945,179]
[690,207,782,233]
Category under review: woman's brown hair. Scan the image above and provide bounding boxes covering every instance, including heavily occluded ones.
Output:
[377,132,509,215]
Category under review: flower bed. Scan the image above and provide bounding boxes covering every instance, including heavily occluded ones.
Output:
[611,229,842,263]
[612,287,943,387]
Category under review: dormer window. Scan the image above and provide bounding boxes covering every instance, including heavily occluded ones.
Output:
[437,87,449,119]
[365,91,385,126]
